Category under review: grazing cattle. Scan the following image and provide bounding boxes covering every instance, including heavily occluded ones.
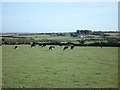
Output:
[31,43,35,47]
[49,46,55,50]
[31,42,36,47]
[14,45,18,49]
[63,46,68,50]
[71,45,74,50]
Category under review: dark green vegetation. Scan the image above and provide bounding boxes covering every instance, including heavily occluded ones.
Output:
[1,30,119,46]
[2,45,118,88]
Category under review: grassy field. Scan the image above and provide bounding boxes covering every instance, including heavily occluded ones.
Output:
[2,45,118,88]
[0,46,2,89]
[17,34,81,42]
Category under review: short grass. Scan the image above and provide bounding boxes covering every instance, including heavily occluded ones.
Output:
[2,45,118,88]
[0,46,2,89]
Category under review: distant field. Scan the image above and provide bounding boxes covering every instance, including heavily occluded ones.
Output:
[104,33,119,36]
[2,45,118,88]
[17,34,80,41]
[2,32,119,46]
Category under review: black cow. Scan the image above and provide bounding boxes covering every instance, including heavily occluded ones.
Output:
[49,46,55,50]
[63,46,68,50]
[14,45,18,49]
[71,45,74,50]
[31,43,35,47]
[31,42,36,47]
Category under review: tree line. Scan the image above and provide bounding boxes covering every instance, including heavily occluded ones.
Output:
[0,30,119,47]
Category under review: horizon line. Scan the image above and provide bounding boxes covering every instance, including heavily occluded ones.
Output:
[1,30,119,34]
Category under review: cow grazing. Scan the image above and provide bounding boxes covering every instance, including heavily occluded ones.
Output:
[31,42,36,47]
[31,43,35,47]
[49,46,55,50]
[63,46,68,50]
[71,45,74,50]
[14,45,18,49]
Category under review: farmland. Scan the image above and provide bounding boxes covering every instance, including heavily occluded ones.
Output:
[0,46,2,89]
[2,45,118,88]
[2,1,119,88]
[1,31,119,47]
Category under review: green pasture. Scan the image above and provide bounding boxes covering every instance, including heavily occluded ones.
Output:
[0,46,2,89]
[2,45,118,88]
[17,34,81,41]
[3,34,119,45]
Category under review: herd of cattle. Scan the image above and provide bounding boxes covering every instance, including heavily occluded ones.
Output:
[14,43,75,50]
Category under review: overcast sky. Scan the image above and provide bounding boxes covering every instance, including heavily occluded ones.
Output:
[1,2,118,33]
